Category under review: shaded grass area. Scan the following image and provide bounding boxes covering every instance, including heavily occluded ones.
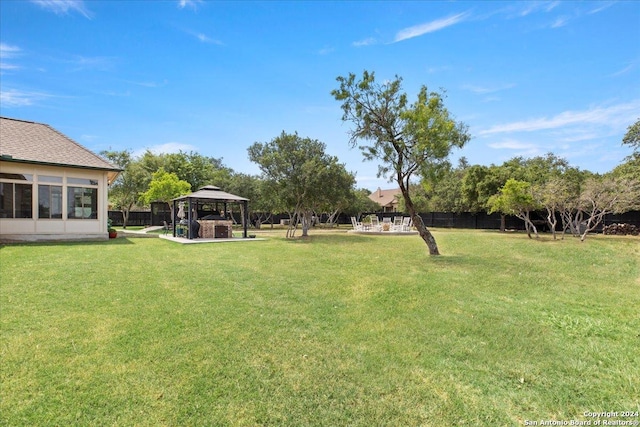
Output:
[1,230,639,426]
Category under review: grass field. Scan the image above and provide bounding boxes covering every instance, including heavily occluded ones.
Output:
[1,229,639,426]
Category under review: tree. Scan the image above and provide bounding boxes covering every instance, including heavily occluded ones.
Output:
[101,150,149,229]
[141,168,191,221]
[461,165,500,214]
[248,131,355,238]
[316,166,358,227]
[612,152,640,182]
[488,179,541,239]
[139,151,234,191]
[343,188,381,219]
[622,118,639,151]
[226,172,277,228]
[332,71,470,255]
[577,175,640,242]
[421,158,470,213]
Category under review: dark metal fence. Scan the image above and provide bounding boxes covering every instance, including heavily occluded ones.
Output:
[108,210,152,227]
[110,207,640,232]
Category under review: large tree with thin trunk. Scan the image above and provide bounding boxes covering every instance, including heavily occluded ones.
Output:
[577,175,640,242]
[100,150,148,229]
[332,71,470,255]
[622,118,639,151]
[141,168,191,222]
[248,131,355,238]
[488,179,541,239]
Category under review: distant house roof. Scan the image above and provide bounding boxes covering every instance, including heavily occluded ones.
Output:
[0,117,120,178]
[368,187,401,209]
[173,185,249,203]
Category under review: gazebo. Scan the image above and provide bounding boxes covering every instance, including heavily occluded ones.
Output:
[171,185,249,240]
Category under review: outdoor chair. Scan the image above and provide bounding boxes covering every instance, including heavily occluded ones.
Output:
[350,216,363,231]
[370,215,382,232]
[382,217,392,231]
[402,216,412,232]
[393,217,403,231]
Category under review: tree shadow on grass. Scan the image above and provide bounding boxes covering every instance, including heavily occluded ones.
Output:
[0,237,137,249]
[284,233,379,245]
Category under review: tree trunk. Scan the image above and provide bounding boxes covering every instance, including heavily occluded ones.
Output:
[545,207,557,240]
[520,212,539,239]
[122,209,129,229]
[399,184,440,255]
[301,211,311,237]
[500,214,506,232]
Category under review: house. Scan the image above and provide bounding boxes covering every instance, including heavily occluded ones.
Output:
[368,187,401,213]
[0,117,120,242]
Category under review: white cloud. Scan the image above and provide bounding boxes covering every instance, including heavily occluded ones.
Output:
[427,65,453,74]
[478,100,640,136]
[352,37,376,47]
[133,142,198,158]
[180,28,223,45]
[550,16,570,28]
[317,46,335,55]
[462,83,516,94]
[67,55,117,72]
[125,79,169,88]
[394,12,470,43]
[0,63,20,71]
[30,0,92,19]
[0,43,22,71]
[487,139,542,157]
[0,43,20,58]
[587,2,615,15]
[610,64,635,77]
[545,1,561,12]
[517,1,560,17]
[195,33,223,44]
[0,88,53,107]
[488,140,537,150]
[178,0,203,10]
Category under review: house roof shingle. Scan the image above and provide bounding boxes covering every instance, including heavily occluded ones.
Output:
[0,117,120,172]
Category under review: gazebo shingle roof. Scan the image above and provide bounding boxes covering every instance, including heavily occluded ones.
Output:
[0,117,119,172]
[173,185,249,202]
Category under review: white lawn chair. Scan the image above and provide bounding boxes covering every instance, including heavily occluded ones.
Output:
[393,217,403,231]
[402,216,412,232]
[370,215,382,231]
[350,216,363,231]
[382,217,392,232]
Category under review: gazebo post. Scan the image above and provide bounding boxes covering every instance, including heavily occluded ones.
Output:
[172,199,176,237]
[187,197,193,240]
[243,200,248,238]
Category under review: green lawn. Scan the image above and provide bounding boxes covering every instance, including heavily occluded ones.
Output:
[1,229,638,426]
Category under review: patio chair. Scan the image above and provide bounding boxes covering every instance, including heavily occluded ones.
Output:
[393,217,403,231]
[370,215,382,232]
[350,216,363,231]
[382,217,392,231]
[402,216,412,232]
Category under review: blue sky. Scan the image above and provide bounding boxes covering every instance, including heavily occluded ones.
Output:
[1,0,639,190]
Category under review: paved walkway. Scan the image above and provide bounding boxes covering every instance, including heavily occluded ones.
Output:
[117,226,163,237]
[347,230,418,235]
[159,234,266,244]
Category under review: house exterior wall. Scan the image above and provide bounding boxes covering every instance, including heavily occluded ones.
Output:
[0,161,110,242]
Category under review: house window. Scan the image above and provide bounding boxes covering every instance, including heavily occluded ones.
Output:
[67,187,98,219]
[68,177,98,186]
[0,173,33,219]
[38,185,63,219]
